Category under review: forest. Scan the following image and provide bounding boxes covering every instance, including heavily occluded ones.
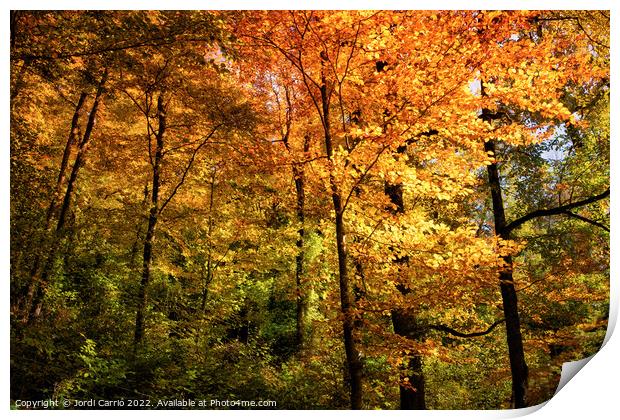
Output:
[9,10,609,410]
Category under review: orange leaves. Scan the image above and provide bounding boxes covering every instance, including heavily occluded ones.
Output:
[495,237,524,259]
[228,11,608,369]
[235,10,609,166]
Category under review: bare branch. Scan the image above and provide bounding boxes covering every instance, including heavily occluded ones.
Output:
[561,210,610,232]
[158,124,223,214]
[425,318,506,338]
[503,188,610,235]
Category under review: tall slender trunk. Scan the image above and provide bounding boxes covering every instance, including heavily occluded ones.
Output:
[384,179,427,409]
[25,72,107,322]
[130,182,151,267]
[134,93,166,350]
[200,167,217,312]
[320,68,363,409]
[20,92,87,317]
[479,77,529,408]
[484,139,528,408]
[293,165,308,348]
[194,169,217,346]
[280,84,311,351]
[47,93,88,226]
[292,134,311,349]
[56,73,107,232]
[334,207,363,409]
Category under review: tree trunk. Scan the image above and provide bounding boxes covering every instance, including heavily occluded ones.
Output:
[385,178,426,410]
[134,93,166,350]
[320,71,363,409]
[56,73,107,232]
[293,165,309,349]
[281,94,311,351]
[200,167,217,312]
[334,207,363,409]
[129,182,151,267]
[484,139,528,408]
[292,135,311,350]
[47,93,88,226]
[25,72,107,322]
[391,310,426,409]
[20,92,87,318]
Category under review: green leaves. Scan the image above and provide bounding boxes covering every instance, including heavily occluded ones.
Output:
[10,10,609,410]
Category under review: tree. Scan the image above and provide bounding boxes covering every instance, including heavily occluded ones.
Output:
[9,10,609,410]
[474,11,609,407]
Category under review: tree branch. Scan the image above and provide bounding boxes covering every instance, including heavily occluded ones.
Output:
[503,188,610,235]
[561,210,610,232]
[425,318,505,338]
[158,124,223,215]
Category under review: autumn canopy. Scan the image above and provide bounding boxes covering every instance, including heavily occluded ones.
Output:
[10,10,609,409]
